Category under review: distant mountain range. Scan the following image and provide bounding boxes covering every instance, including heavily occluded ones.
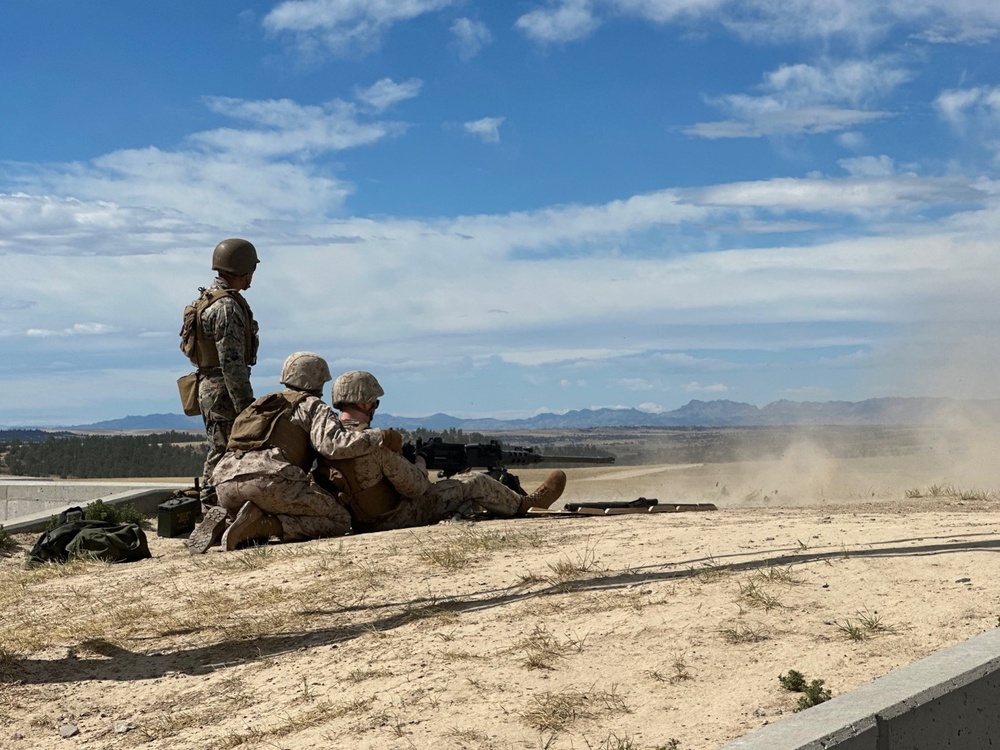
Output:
[39,397,1000,432]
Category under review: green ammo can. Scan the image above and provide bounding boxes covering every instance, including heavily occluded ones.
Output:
[157,495,201,538]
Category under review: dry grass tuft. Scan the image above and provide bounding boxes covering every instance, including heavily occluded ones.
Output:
[719,622,770,644]
[415,524,546,571]
[737,579,784,611]
[545,540,606,582]
[346,667,392,683]
[516,624,587,670]
[694,556,732,583]
[835,608,899,641]
[905,484,997,502]
[753,564,800,584]
[521,685,630,733]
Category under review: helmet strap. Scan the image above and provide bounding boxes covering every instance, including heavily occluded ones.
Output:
[360,400,379,421]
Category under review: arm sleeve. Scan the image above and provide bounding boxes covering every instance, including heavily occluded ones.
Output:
[305,399,384,459]
[212,299,254,412]
[378,450,434,498]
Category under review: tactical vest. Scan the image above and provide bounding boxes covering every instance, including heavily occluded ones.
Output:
[180,286,258,370]
[227,391,313,470]
[321,457,400,525]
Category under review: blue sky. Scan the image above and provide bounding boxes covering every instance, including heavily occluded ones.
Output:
[2,1,1000,426]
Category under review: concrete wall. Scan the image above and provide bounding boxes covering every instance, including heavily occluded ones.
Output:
[0,480,188,534]
[720,626,1000,750]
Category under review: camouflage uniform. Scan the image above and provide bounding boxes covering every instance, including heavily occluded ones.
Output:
[195,279,258,501]
[212,392,385,541]
[316,418,523,533]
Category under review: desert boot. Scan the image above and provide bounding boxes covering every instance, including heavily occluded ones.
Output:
[517,470,567,514]
[221,502,283,551]
[187,505,229,554]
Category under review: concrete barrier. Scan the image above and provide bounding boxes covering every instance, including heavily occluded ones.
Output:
[720,626,1000,750]
[0,481,188,535]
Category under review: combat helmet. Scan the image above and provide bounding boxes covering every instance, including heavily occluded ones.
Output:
[212,238,259,276]
[280,352,332,394]
[332,370,384,408]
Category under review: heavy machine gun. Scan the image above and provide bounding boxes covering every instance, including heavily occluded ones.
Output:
[402,437,615,495]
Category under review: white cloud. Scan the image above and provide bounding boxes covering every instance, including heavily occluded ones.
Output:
[463,116,505,143]
[915,15,1000,44]
[503,348,635,366]
[935,88,990,126]
[5,96,410,228]
[762,59,911,106]
[637,402,664,413]
[354,78,423,113]
[692,175,984,214]
[838,155,896,178]
[195,96,406,156]
[26,322,120,337]
[685,107,889,139]
[516,0,600,43]
[21,147,351,228]
[684,381,730,393]
[617,378,654,390]
[451,18,492,59]
[516,0,1000,47]
[263,0,459,56]
[935,86,1000,146]
[687,58,909,139]
[836,131,867,150]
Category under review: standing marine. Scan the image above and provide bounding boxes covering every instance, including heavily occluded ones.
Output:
[180,238,260,509]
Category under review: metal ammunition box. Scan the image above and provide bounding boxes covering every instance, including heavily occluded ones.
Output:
[157,496,200,538]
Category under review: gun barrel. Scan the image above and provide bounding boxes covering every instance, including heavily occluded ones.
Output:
[535,454,616,465]
[405,438,616,474]
[500,449,615,467]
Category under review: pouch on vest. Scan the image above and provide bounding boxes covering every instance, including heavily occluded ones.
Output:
[228,391,312,469]
[179,300,200,361]
[177,372,200,416]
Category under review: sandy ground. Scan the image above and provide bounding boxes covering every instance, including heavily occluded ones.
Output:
[2,453,1000,750]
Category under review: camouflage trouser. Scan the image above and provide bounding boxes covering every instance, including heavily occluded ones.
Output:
[215,474,352,541]
[367,472,522,532]
[198,375,238,505]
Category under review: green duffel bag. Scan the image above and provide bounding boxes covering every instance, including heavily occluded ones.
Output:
[27,516,152,567]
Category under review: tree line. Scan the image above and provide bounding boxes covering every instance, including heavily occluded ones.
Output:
[0,426,612,479]
[1,432,206,478]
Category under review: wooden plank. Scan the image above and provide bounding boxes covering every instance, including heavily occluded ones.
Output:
[525,503,719,516]
[647,503,718,513]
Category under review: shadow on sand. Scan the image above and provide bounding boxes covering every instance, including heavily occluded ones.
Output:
[6,530,999,685]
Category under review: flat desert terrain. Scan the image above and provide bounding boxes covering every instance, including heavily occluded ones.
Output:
[3,427,1000,750]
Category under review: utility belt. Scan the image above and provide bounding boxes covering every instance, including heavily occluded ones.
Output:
[197,366,223,377]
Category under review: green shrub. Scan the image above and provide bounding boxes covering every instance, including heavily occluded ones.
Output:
[85,499,148,527]
[779,670,832,711]
[45,499,149,530]
[778,669,807,692]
